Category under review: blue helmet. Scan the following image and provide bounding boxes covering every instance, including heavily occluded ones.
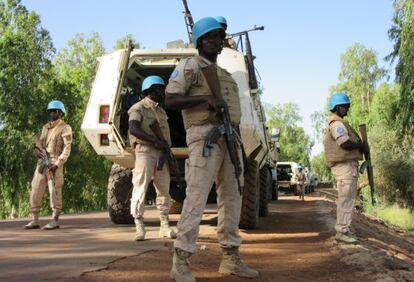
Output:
[141,75,165,93]
[47,100,66,114]
[214,16,227,29]
[329,92,351,111]
[192,17,225,48]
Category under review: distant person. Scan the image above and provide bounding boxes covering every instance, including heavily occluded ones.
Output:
[24,100,72,230]
[214,16,237,49]
[323,93,367,244]
[294,166,306,201]
[128,75,177,241]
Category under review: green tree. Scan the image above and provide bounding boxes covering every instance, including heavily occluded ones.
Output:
[388,0,414,131]
[265,102,312,166]
[331,43,387,127]
[53,33,110,212]
[113,34,140,50]
[0,0,55,217]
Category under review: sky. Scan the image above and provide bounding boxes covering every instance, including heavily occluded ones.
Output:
[22,0,396,155]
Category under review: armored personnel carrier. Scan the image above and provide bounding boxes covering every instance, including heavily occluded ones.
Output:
[81,21,278,229]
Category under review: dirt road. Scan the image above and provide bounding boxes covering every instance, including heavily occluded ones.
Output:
[1,191,414,282]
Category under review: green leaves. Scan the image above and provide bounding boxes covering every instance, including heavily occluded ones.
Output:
[264,102,312,167]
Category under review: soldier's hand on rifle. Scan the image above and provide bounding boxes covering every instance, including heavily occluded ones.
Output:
[34,147,45,159]
[49,164,58,173]
[206,96,228,114]
[360,142,370,155]
[154,138,169,150]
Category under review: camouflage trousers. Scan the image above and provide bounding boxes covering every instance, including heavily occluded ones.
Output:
[174,124,243,253]
[130,144,171,219]
[30,164,64,213]
[331,161,359,233]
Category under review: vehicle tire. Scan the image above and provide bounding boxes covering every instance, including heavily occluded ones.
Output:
[239,159,260,229]
[107,164,134,224]
[259,166,271,217]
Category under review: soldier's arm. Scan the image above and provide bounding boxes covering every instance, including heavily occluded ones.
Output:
[165,94,218,110]
[55,126,72,168]
[129,120,167,149]
[340,140,368,153]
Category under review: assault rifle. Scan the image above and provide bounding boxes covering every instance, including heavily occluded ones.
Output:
[358,124,375,205]
[149,121,180,176]
[201,64,243,195]
[34,135,57,199]
[181,0,194,44]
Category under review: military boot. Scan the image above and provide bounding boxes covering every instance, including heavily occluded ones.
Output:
[134,218,146,241]
[219,247,259,278]
[335,232,359,244]
[159,215,177,239]
[170,248,195,282]
[43,211,60,230]
[24,212,40,229]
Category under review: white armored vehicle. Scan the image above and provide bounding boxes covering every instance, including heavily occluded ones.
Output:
[82,29,278,229]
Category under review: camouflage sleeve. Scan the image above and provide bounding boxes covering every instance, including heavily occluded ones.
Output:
[165,58,196,96]
[55,125,72,167]
[329,121,349,146]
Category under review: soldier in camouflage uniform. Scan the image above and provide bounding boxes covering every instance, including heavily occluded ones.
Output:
[24,100,72,230]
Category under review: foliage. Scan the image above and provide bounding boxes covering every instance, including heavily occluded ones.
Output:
[330,43,387,128]
[53,33,110,213]
[310,152,333,182]
[113,34,140,50]
[265,102,312,166]
[0,0,55,217]
[388,0,414,131]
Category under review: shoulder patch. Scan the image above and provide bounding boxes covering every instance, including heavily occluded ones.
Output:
[337,127,345,135]
[170,69,179,79]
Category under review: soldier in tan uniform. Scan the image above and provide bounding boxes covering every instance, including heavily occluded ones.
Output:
[128,75,176,241]
[165,17,258,282]
[294,166,306,201]
[324,93,367,244]
[24,100,72,230]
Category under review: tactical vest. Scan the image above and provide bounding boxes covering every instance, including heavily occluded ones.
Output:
[324,114,363,168]
[128,97,171,147]
[182,57,241,130]
[41,119,69,157]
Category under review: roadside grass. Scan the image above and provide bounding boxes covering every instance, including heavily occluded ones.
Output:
[361,188,414,232]
[365,204,414,232]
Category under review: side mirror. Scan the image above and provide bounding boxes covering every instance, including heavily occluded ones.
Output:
[270,128,280,142]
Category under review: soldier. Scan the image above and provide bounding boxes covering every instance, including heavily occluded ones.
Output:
[128,75,177,241]
[214,16,237,49]
[294,166,306,201]
[324,92,367,244]
[24,100,72,230]
[166,17,258,281]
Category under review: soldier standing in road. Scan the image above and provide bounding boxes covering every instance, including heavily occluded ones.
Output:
[214,16,237,49]
[324,92,367,244]
[294,166,306,201]
[165,17,259,281]
[24,100,72,230]
[128,75,177,241]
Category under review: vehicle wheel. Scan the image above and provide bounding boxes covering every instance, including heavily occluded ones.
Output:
[259,166,271,217]
[107,164,134,224]
[239,159,260,229]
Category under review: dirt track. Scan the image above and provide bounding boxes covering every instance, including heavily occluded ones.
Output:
[1,190,414,282]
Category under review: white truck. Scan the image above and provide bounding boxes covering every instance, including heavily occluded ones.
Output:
[81,35,278,229]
